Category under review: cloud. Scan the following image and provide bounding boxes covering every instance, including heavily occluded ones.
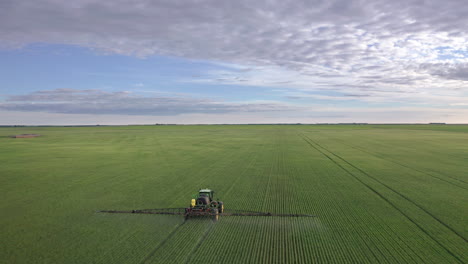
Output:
[0,88,298,115]
[419,63,468,81]
[1,1,467,63]
[1,0,467,116]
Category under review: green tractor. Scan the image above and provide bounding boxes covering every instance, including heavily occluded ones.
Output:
[185,189,224,221]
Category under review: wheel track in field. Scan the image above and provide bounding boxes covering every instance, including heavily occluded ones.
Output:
[334,138,468,188]
[300,133,466,263]
[183,221,216,264]
[165,149,238,206]
[153,130,257,208]
[301,133,465,262]
[139,220,187,264]
[297,135,385,263]
[143,142,258,262]
[164,139,257,209]
[141,134,265,263]
[222,134,267,201]
[260,130,280,213]
[96,142,241,263]
[288,134,385,263]
[152,133,268,262]
[302,133,467,243]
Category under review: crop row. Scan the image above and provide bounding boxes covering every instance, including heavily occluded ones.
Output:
[2,126,466,263]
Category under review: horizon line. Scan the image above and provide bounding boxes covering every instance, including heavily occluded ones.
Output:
[2,122,468,127]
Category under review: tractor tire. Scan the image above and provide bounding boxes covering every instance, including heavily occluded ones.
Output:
[218,202,224,213]
[212,208,219,221]
[197,196,209,205]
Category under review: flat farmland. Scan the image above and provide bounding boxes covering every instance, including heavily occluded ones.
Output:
[1,125,467,263]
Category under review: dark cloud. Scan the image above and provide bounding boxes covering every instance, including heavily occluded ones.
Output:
[1,89,297,115]
[285,96,303,100]
[419,63,468,81]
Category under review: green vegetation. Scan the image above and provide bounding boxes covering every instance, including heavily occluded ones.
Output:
[1,125,467,263]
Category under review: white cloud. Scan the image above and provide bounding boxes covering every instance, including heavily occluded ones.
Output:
[1,0,468,122]
[1,1,467,68]
[0,88,299,115]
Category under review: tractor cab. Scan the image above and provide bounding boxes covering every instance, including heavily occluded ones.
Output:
[198,189,214,201]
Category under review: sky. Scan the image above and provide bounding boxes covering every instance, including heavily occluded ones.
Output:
[0,0,467,125]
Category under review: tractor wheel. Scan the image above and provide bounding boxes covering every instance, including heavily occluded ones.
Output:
[212,208,219,221]
[218,202,224,213]
[197,196,209,205]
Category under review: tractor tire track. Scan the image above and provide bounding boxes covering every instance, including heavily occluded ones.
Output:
[260,130,281,213]
[335,138,468,189]
[303,134,467,243]
[223,136,267,199]
[300,133,466,263]
[183,222,216,264]
[165,141,253,208]
[299,135,422,263]
[139,220,187,264]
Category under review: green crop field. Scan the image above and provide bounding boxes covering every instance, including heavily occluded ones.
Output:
[1,125,467,263]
